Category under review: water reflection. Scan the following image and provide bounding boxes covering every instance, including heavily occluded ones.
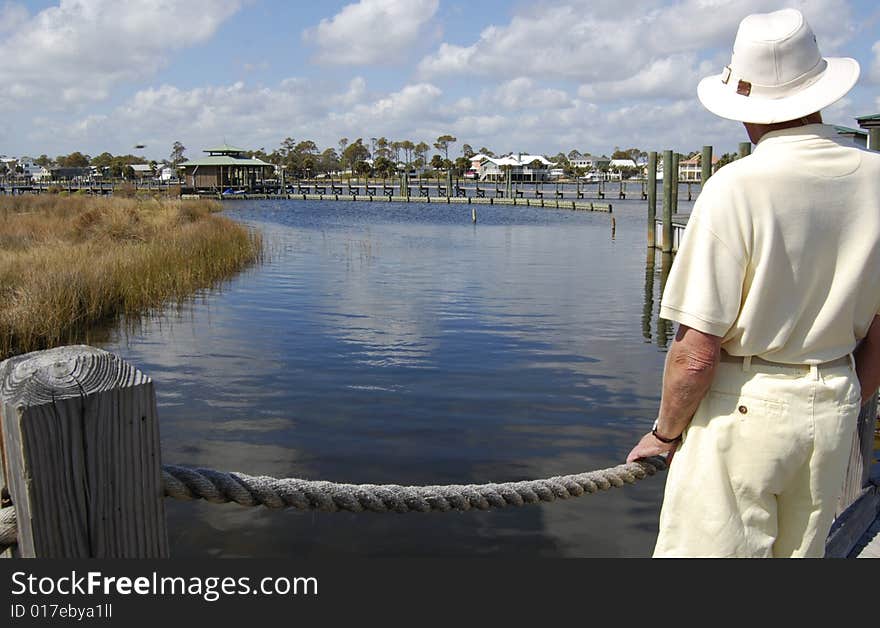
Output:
[101,199,674,557]
[656,252,675,349]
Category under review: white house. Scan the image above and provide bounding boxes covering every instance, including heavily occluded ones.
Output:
[608,158,639,180]
[14,157,51,180]
[570,154,610,172]
[478,153,556,181]
[678,154,720,182]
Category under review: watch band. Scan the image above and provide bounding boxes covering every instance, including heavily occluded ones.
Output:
[652,419,681,444]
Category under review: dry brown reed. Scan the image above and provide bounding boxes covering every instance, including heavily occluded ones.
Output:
[0,195,262,359]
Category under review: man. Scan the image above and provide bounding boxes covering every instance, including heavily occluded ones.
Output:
[627,8,880,558]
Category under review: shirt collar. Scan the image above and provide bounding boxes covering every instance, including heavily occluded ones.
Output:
[755,123,839,148]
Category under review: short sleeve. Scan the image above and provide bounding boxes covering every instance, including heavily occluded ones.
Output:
[659,216,747,338]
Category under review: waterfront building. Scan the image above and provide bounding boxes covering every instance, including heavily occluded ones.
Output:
[180,144,274,191]
[570,154,610,172]
[855,113,879,151]
[130,164,155,179]
[678,154,720,182]
[478,153,556,181]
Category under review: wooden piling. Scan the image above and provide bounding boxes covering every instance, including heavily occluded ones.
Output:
[662,150,673,254]
[739,142,752,159]
[647,151,657,248]
[701,145,713,186]
[671,154,680,214]
[0,346,168,557]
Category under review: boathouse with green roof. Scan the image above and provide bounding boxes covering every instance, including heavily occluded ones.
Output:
[181,144,274,191]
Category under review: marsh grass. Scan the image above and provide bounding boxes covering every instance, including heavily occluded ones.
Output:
[0,195,262,359]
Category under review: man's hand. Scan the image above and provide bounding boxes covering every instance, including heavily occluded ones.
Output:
[626,432,679,466]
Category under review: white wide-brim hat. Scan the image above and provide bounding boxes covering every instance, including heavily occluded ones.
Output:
[698,8,860,124]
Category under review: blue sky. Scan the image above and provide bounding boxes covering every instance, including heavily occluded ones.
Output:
[1,0,878,162]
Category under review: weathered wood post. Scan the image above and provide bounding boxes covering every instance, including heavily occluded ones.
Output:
[662,150,673,254]
[739,141,752,159]
[0,346,168,557]
[446,170,453,199]
[868,128,879,152]
[671,154,680,214]
[647,151,657,249]
[701,145,713,186]
[505,168,512,198]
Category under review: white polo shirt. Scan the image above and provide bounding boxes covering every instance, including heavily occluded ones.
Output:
[660,123,880,364]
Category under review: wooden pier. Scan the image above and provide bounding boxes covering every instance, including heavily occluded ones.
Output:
[181,191,614,213]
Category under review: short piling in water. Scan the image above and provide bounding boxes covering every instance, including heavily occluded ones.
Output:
[472,208,477,224]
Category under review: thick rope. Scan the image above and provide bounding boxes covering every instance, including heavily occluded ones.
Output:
[0,457,667,547]
[162,457,667,512]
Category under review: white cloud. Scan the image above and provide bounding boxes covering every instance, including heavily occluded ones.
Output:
[40,72,754,163]
[418,0,854,89]
[303,0,439,65]
[0,2,29,35]
[870,41,880,83]
[491,78,572,110]
[578,54,717,102]
[0,0,242,108]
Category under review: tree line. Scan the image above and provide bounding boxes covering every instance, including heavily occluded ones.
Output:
[3,137,737,181]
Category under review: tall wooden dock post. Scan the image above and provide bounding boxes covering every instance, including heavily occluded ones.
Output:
[739,142,752,159]
[671,154,680,214]
[0,346,168,557]
[505,169,512,198]
[662,150,673,254]
[647,151,657,248]
[701,145,713,187]
[446,170,453,198]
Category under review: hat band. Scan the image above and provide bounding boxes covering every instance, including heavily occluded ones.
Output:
[720,57,827,100]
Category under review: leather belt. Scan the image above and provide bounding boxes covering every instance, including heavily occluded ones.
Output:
[719,351,853,371]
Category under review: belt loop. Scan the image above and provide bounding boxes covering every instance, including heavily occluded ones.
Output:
[810,364,819,380]
[742,356,752,372]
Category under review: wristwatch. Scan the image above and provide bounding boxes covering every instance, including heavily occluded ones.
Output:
[652,419,681,444]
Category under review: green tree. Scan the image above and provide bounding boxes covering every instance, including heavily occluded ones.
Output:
[91,152,115,169]
[169,141,187,166]
[715,152,736,170]
[375,137,391,160]
[373,156,396,178]
[434,135,457,162]
[338,137,349,162]
[454,156,470,175]
[35,154,53,168]
[318,148,340,173]
[414,141,430,168]
[478,146,495,158]
[400,140,415,168]
[390,141,402,164]
[57,152,90,168]
[341,138,370,172]
[430,154,444,170]
[461,143,475,158]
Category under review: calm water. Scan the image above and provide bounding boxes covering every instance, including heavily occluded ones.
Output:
[101,197,691,557]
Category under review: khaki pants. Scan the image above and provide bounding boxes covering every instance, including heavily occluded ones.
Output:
[653,358,860,558]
